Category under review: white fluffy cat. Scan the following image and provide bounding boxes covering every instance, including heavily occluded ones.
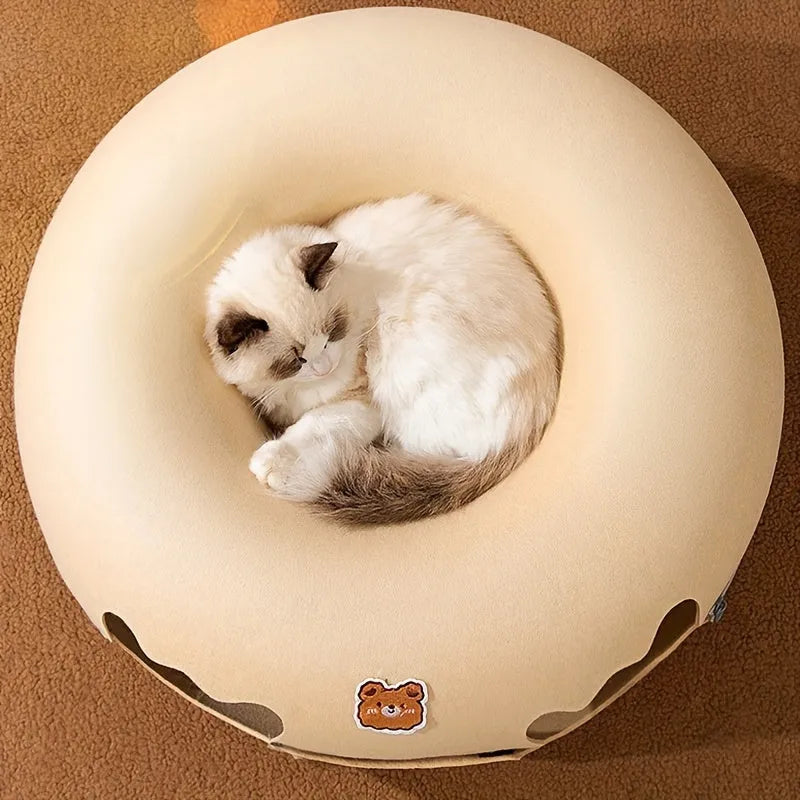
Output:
[205,194,559,524]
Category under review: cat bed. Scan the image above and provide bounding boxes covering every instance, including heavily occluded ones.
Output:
[14,8,783,768]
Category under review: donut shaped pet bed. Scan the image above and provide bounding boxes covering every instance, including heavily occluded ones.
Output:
[15,9,783,767]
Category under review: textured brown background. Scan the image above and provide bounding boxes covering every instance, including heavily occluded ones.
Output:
[2,1,798,798]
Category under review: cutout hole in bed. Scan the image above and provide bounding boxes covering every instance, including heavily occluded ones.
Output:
[526,599,699,741]
[103,612,283,739]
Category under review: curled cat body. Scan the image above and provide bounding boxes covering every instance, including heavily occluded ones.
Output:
[205,194,559,525]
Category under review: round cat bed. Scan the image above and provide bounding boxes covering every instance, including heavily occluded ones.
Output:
[15,9,783,767]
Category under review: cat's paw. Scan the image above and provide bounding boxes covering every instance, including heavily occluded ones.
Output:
[250,437,333,501]
[249,440,300,494]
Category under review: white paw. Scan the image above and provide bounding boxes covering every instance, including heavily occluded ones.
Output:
[249,439,300,494]
[249,437,335,502]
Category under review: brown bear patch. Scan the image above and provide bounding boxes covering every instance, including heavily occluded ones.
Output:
[354,679,428,734]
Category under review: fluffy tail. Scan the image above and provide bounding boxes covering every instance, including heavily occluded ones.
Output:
[315,439,532,526]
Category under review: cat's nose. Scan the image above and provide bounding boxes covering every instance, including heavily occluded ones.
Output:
[310,351,334,376]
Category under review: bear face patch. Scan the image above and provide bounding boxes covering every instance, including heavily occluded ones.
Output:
[354,678,428,734]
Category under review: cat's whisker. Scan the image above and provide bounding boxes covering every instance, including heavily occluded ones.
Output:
[356,319,379,345]
[255,387,277,408]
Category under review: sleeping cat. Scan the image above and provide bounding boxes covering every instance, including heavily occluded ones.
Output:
[205,194,559,524]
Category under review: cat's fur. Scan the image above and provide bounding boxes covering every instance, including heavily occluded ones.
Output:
[205,194,559,525]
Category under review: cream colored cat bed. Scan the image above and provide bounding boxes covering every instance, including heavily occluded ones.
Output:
[15,9,783,768]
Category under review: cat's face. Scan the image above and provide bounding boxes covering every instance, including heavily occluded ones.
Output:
[205,229,352,402]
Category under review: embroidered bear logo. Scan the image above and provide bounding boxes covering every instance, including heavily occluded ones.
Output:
[354,678,428,734]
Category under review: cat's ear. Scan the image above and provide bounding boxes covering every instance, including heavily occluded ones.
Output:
[215,310,268,355]
[298,242,338,290]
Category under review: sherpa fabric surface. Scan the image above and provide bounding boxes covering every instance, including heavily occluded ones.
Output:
[1,1,798,798]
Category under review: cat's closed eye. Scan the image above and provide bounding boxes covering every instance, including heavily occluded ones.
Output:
[215,311,269,355]
[325,306,349,342]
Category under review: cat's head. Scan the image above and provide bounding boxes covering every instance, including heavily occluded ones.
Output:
[205,227,352,401]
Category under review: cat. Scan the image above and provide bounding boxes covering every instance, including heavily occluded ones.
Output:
[205,194,559,525]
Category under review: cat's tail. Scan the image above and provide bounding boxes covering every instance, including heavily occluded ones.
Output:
[314,437,534,526]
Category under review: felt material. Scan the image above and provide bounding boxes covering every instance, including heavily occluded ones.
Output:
[1,0,797,797]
